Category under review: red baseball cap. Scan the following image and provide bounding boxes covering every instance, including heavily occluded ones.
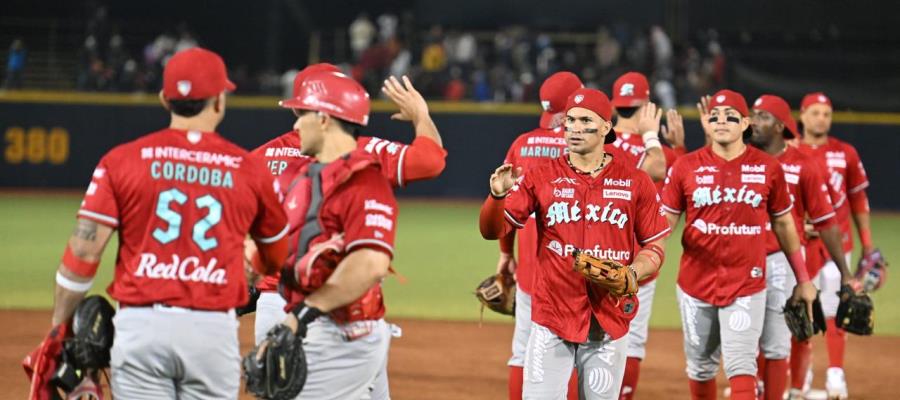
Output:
[611,71,650,108]
[708,89,749,117]
[539,71,583,128]
[565,88,617,144]
[753,94,799,138]
[163,48,235,100]
[291,63,341,99]
[279,71,370,126]
[801,92,832,111]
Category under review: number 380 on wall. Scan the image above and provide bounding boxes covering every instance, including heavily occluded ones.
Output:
[4,126,70,165]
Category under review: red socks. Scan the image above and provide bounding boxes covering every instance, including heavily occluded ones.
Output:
[619,357,642,400]
[689,379,717,400]
[728,375,757,400]
[509,366,524,400]
[790,338,812,389]
[825,317,846,368]
[567,369,579,400]
[762,359,789,400]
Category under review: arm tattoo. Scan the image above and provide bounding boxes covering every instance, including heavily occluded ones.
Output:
[72,219,99,241]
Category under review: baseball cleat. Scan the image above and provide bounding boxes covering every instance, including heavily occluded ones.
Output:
[825,367,848,400]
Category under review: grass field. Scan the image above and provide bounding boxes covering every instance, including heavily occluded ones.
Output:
[2,193,898,334]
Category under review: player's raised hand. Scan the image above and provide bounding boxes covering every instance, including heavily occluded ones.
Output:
[791,281,819,320]
[382,75,429,124]
[637,102,663,134]
[697,95,713,143]
[490,163,522,197]
[662,109,685,148]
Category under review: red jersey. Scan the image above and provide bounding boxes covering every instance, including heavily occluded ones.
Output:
[503,155,670,342]
[253,131,446,186]
[797,137,869,253]
[606,132,647,169]
[276,151,398,322]
[661,146,793,306]
[78,128,288,310]
[502,126,567,294]
[763,146,837,255]
[252,131,444,291]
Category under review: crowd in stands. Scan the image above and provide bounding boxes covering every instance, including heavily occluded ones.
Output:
[3,6,726,107]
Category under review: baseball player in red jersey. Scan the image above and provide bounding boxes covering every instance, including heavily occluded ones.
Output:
[481,88,671,400]
[660,89,818,400]
[496,71,584,400]
[247,63,446,348]
[748,94,857,400]
[250,72,436,399]
[793,92,876,399]
[607,71,687,400]
[41,48,289,399]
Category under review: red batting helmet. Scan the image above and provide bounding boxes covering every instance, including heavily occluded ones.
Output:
[291,63,341,98]
[279,71,370,126]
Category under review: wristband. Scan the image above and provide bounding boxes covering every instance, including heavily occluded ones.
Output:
[62,246,101,278]
[860,228,873,250]
[291,301,324,325]
[787,250,810,283]
[490,189,508,199]
[56,271,93,292]
[642,131,662,150]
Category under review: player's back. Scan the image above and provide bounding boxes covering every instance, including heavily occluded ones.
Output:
[80,128,285,310]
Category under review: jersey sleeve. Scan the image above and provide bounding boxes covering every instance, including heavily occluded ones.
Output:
[77,154,120,227]
[801,160,837,228]
[660,158,686,214]
[396,136,447,185]
[767,161,793,216]
[339,169,398,258]
[502,171,539,229]
[844,144,870,194]
[249,158,290,244]
[634,172,671,244]
[504,136,521,166]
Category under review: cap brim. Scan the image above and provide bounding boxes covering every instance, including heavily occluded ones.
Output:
[225,79,236,92]
[605,127,617,144]
[539,112,555,129]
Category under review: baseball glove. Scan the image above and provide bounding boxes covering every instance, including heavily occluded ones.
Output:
[836,284,874,335]
[475,273,516,316]
[856,248,888,292]
[572,249,638,297]
[243,324,307,400]
[783,294,827,341]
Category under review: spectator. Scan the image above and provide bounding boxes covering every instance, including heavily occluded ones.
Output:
[349,13,376,61]
[4,39,26,89]
[377,13,398,42]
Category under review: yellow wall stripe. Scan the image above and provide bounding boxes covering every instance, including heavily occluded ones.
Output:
[2,90,899,125]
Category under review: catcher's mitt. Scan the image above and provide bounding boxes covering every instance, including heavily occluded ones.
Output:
[836,284,874,335]
[856,248,888,292]
[572,249,638,297]
[475,273,516,316]
[783,294,827,341]
[243,324,307,400]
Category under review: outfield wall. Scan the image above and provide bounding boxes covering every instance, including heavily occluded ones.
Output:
[2,91,899,209]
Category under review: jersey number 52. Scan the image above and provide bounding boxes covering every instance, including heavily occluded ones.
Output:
[152,188,222,251]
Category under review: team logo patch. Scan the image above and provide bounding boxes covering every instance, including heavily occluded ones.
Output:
[716,94,726,103]
[177,80,192,97]
[623,298,636,314]
[541,100,551,111]
[754,97,763,107]
[694,166,719,173]
[574,94,584,104]
[751,266,763,278]
[551,177,578,185]
[741,174,766,184]
[817,94,827,103]
[784,173,800,184]
[619,83,634,97]
[695,175,714,185]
